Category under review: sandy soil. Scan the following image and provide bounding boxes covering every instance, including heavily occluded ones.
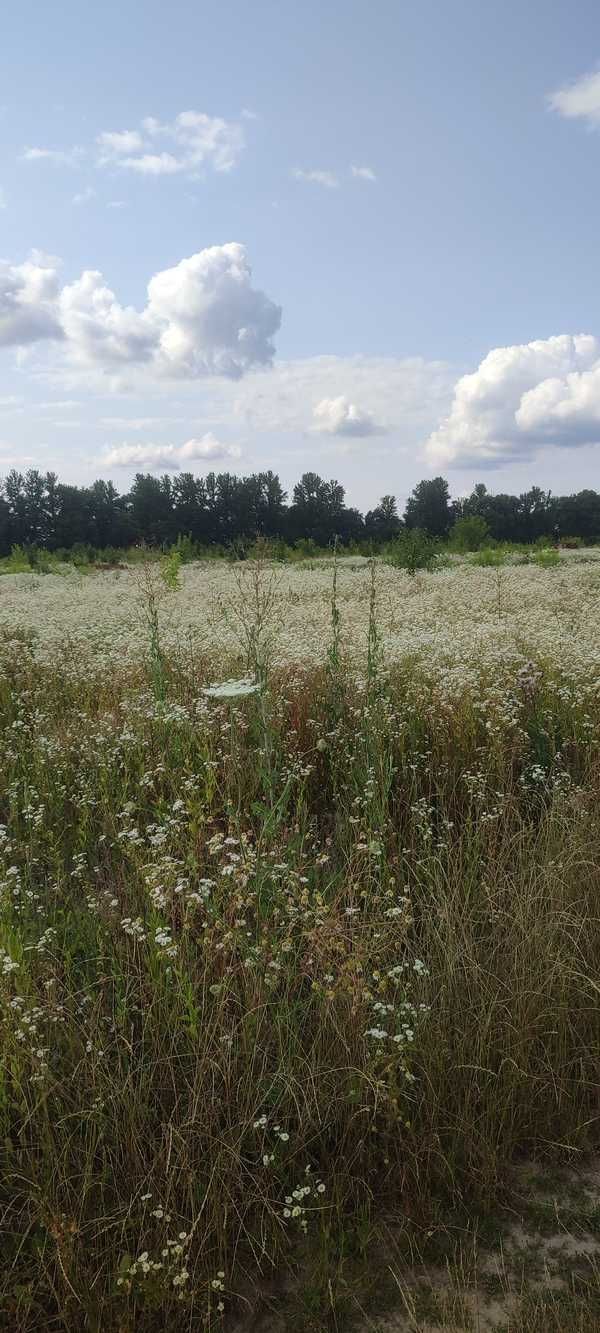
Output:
[236,1159,600,1332]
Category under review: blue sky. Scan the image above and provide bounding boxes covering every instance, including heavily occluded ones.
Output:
[2,0,600,507]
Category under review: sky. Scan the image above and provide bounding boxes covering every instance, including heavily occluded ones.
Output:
[2,0,600,509]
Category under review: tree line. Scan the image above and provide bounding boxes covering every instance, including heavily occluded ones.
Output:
[2,468,600,554]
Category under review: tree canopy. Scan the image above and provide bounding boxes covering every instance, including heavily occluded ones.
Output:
[1,467,600,553]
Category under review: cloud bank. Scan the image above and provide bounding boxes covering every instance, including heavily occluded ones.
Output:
[102,434,241,470]
[425,334,600,467]
[0,243,281,378]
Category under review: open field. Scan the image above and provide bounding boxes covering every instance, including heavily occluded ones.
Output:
[2,553,600,1330]
[2,550,600,678]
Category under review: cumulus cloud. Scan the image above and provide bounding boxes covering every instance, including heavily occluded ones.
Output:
[97,111,244,176]
[312,395,384,437]
[425,334,600,467]
[292,168,339,188]
[548,67,600,126]
[103,433,241,470]
[0,242,281,378]
[0,254,63,346]
[58,270,156,366]
[351,164,376,181]
[145,243,281,377]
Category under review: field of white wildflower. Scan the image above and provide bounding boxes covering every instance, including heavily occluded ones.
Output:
[2,551,600,1331]
[2,551,600,684]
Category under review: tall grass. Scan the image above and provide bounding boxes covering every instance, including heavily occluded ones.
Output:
[1,557,600,1329]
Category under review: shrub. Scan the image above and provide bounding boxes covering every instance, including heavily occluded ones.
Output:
[533,546,560,568]
[294,537,319,558]
[449,515,490,552]
[4,544,31,573]
[173,533,197,564]
[385,528,439,574]
[470,545,506,567]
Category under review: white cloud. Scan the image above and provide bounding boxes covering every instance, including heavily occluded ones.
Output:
[515,364,600,443]
[102,432,240,470]
[0,188,6,210]
[145,243,281,377]
[100,415,185,431]
[312,395,384,436]
[0,254,63,346]
[292,165,377,189]
[97,130,144,156]
[22,146,84,166]
[223,354,453,443]
[351,164,376,181]
[72,186,96,205]
[424,334,600,467]
[0,242,281,378]
[292,168,339,188]
[59,270,157,366]
[37,399,79,410]
[107,200,127,209]
[548,67,600,126]
[179,435,241,461]
[97,111,244,177]
[123,152,182,176]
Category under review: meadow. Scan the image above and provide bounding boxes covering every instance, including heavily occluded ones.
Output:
[2,550,600,1331]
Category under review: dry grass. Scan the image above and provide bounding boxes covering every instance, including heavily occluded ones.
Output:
[1,555,600,1329]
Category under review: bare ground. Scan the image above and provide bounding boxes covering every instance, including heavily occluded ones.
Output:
[233,1159,600,1332]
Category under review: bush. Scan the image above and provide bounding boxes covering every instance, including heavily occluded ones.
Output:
[385,529,439,575]
[533,546,560,568]
[173,534,197,564]
[470,545,506,567]
[3,545,31,573]
[294,537,319,558]
[449,515,490,552]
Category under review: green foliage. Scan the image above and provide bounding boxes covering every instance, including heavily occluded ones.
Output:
[449,514,490,552]
[2,465,600,556]
[533,546,560,568]
[5,544,31,573]
[404,476,451,536]
[385,528,439,574]
[470,544,506,567]
[172,533,197,563]
[294,536,319,558]
[160,549,182,590]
